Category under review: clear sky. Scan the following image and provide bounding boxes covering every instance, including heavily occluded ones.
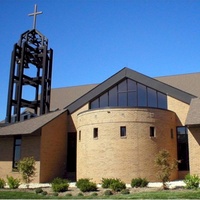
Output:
[1,0,200,121]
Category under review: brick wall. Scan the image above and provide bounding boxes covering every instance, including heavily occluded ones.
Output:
[77,108,178,183]
[40,111,68,183]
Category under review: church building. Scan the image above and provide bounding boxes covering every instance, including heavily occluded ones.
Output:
[1,67,200,183]
[1,5,200,184]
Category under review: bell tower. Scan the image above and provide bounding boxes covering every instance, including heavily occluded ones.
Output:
[6,5,53,123]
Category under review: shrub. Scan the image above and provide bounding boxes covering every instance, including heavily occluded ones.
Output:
[121,189,130,195]
[17,157,36,184]
[7,176,20,189]
[131,178,149,188]
[0,178,6,189]
[184,174,200,189]
[101,178,120,188]
[52,177,69,192]
[76,178,97,192]
[35,188,43,194]
[110,180,126,192]
[155,149,177,189]
[104,190,113,196]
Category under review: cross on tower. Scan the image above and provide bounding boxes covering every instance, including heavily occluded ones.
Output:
[28,4,42,29]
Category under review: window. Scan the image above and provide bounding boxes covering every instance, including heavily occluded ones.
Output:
[90,78,168,110]
[120,126,126,137]
[13,136,21,169]
[177,127,189,171]
[79,131,81,141]
[171,129,174,139]
[150,127,155,137]
[93,128,98,139]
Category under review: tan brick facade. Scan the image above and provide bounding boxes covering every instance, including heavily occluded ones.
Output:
[77,108,178,183]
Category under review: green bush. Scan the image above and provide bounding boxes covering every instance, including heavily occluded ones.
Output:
[65,193,72,197]
[184,174,200,189]
[52,192,58,196]
[7,176,20,189]
[104,190,113,196]
[35,188,43,194]
[17,157,36,184]
[91,192,98,196]
[76,178,97,192]
[131,177,149,188]
[121,189,130,195]
[51,177,69,192]
[110,180,126,192]
[0,178,6,189]
[102,178,120,188]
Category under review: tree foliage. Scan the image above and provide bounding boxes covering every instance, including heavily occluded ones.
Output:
[17,156,36,184]
[155,149,177,189]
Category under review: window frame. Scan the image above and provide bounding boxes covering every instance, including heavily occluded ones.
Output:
[150,126,156,138]
[12,135,22,169]
[120,126,126,137]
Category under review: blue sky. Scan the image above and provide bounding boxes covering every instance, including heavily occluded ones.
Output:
[1,0,200,121]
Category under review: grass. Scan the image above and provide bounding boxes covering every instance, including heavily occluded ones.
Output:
[1,189,200,199]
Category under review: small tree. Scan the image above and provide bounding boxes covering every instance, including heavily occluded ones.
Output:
[155,149,177,189]
[17,156,36,184]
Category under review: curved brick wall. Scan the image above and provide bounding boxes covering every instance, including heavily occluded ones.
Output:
[77,108,178,183]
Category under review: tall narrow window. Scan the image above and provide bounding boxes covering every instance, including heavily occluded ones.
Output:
[150,127,155,137]
[120,126,126,137]
[13,136,21,168]
[79,131,81,141]
[93,128,98,139]
[177,127,189,170]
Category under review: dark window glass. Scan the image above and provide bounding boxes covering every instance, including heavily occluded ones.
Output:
[90,98,99,109]
[118,80,127,92]
[147,88,157,107]
[79,131,81,141]
[150,127,155,137]
[109,86,117,106]
[93,128,98,138]
[138,83,147,106]
[127,79,137,91]
[120,126,126,137]
[177,127,189,171]
[118,92,127,106]
[100,92,108,107]
[158,92,167,109]
[128,92,137,106]
[13,136,21,168]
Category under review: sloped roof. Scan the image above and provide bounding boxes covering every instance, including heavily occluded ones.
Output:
[156,73,200,98]
[185,98,200,127]
[65,67,196,114]
[0,109,67,136]
[50,84,97,111]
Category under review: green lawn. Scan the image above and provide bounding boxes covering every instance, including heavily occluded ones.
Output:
[1,189,200,199]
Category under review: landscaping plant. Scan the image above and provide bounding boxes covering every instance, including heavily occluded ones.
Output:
[76,178,97,192]
[17,156,36,184]
[0,178,6,189]
[184,174,200,189]
[51,177,69,192]
[101,178,126,192]
[155,149,177,189]
[131,177,149,188]
[7,175,20,189]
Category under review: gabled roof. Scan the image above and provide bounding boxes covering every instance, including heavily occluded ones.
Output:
[185,98,200,127]
[65,67,196,114]
[0,109,67,136]
[156,73,200,98]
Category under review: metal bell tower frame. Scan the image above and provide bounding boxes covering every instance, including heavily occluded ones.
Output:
[6,5,53,123]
